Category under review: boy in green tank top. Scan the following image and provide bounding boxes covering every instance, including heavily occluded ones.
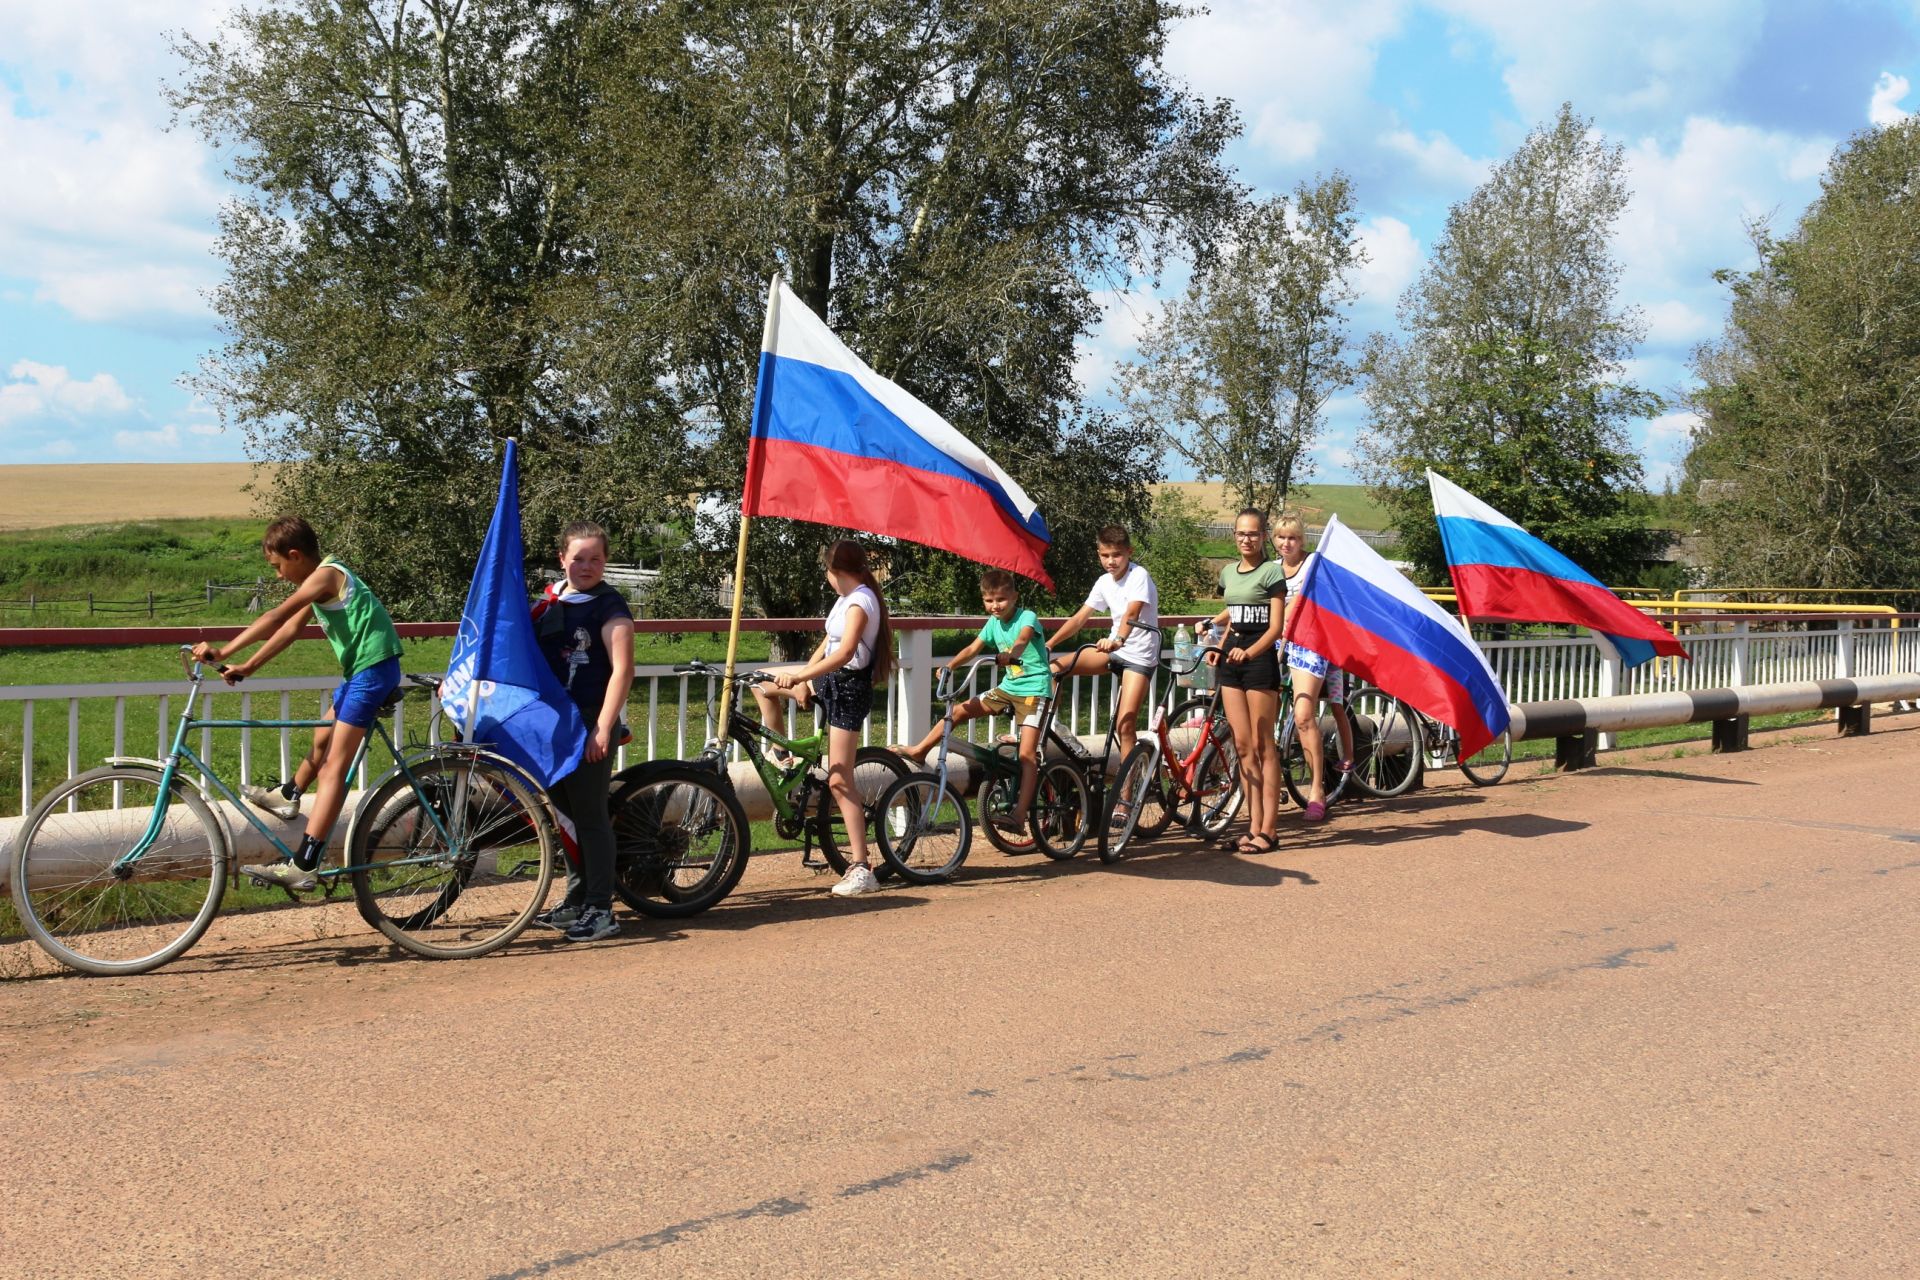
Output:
[191,516,405,889]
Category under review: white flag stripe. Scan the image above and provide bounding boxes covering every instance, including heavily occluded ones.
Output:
[765,280,1040,521]
[1426,469,1522,530]
[1316,515,1505,688]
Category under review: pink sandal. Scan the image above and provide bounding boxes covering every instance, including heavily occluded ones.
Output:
[1303,800,1327,822]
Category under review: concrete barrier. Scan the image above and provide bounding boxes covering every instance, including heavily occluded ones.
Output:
[1509,674,1920,770]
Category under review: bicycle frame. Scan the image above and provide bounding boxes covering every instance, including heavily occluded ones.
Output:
[113,661,454,880]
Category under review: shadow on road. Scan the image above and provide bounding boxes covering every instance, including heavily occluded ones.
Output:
[1329,810,1591,847]
[1584,766,1761,786]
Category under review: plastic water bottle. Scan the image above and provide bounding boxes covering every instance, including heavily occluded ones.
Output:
[1173,624,1194,687]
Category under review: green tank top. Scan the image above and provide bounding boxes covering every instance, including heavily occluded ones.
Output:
[313,557,404,678]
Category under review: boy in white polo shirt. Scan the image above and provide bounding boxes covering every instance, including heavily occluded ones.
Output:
[1045,523,1160,762]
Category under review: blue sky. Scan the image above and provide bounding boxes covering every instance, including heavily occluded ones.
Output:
[1,1,1917,488]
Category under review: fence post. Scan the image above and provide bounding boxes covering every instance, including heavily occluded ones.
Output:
[1596,648,1623,751]
[206,580,214,606]
[901,627,935,745]
[1731,622,1749,687]
[147,591,155,618]
[1836,620,1855,679]
[88,592,94,616]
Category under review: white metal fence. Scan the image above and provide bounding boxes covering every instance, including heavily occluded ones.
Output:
[6,617,1917,816]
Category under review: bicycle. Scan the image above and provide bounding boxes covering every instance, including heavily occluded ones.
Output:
[612,660,909,889]
[9,649,558,976]
[1275,667,1355,808]
[873,661,981,884]
[1035,622,1166,864]
[1106,639,1244,854]
[1338,681,1435,799]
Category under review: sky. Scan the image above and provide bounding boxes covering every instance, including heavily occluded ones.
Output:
[1,1,1917,490]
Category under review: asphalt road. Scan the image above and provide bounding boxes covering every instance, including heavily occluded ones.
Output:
[3,721,1917,1279]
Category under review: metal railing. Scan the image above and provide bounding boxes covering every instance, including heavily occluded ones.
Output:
[6,613,1919,818]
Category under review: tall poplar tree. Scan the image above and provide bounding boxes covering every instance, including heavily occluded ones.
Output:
[1359,104,1663,584]
[1684,120,1920,599]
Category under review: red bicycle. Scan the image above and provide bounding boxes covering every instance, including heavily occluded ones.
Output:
[1106,642,1245,854]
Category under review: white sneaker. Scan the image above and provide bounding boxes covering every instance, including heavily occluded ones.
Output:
[244,784,301,822]
[830,864,881,897]
[242,860,317,892]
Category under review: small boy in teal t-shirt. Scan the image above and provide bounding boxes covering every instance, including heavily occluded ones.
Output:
[898,568,1050,831]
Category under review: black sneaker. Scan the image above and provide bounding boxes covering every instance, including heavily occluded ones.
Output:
[533,902,584,931]
[563,906,620,943]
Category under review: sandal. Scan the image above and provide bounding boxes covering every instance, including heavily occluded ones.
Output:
[1303,800,1327,822]
[1238,833,1276,854]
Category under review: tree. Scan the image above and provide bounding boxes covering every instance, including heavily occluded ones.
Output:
[1117,176,1364,518]
[581,1,1239,644]
[1358,104,1663,585]
[1684,119,1920,599]
[172,1,1241,632]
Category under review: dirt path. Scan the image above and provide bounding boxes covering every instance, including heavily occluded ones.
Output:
[3,722,1917,1278]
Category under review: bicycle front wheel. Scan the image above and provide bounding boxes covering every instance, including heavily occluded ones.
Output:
[977,766,1037,857]
[348,753,556,959]
[610,763,750,918]
[9,766,227,976]
[1460,730,1512,786]
[1349,698,1423,799]
[1030,761,1091,860]
[876,775,972,884]
[1188,736,1243,838]
[1102,742,1160,864]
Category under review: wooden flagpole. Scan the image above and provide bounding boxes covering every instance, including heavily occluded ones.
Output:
[713,276,783,748]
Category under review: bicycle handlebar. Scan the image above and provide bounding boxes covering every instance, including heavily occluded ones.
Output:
[932,654,1002,702]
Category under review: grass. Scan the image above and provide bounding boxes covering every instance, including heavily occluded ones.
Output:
[0,519,271,627]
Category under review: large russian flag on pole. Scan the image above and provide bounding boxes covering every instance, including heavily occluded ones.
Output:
[742,278,1053,588]
[1289,515,1511,758]
[1427,470,1687,670]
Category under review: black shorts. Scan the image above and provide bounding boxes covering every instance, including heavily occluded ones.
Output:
[1214,642,1281,692]
[814,666,873,732]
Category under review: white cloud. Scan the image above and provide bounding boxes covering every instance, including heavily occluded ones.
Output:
[1431,0,1763,129]
[1870,71,1913,126]
[1378,129,1492,191]
[1074,288,1167,400]
[1615,116,1835,361]
[0,2,231,327]
[1353,215,1420,315]
[0,360,136,426]
[1639,409,1701,487]
[114,423,184,452]
[1165,0,1402,169]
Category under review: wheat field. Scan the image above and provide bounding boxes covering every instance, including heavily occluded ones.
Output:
[0,464,276,531]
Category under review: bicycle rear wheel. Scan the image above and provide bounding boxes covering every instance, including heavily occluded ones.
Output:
[816,747,911,878]
[1348,697,1423,799]
[1278,713,1350,807]
[1460,730,1512,786]
[1029,761,1091,860]
[876,775,972,884]
[9,766,227,976]
[977,764,1036,857]
[1102,742,1160,864]
[610,762,749,917]
[348,753,555,959]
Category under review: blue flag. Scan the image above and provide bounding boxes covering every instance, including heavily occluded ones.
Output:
[439,440,586,787]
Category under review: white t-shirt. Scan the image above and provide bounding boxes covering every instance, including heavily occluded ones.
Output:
[1083,563,1160,668]
[825,583,882,672]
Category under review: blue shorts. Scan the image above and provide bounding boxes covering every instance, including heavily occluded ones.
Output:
[331,656,403,728]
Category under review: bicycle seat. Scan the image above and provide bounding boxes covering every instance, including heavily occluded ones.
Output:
[377,684,411,714]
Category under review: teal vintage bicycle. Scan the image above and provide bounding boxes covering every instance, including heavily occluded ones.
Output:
[8,648,559,975]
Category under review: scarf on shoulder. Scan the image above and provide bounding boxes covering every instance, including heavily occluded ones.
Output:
[532,578,623,638]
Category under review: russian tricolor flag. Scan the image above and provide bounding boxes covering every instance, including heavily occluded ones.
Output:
[1289,515,1511,759]
[1428,470,1687,669]
[742,279,1053,588]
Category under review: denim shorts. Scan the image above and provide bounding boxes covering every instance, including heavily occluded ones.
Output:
[815,666,873,732]
[331,656,403,728]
